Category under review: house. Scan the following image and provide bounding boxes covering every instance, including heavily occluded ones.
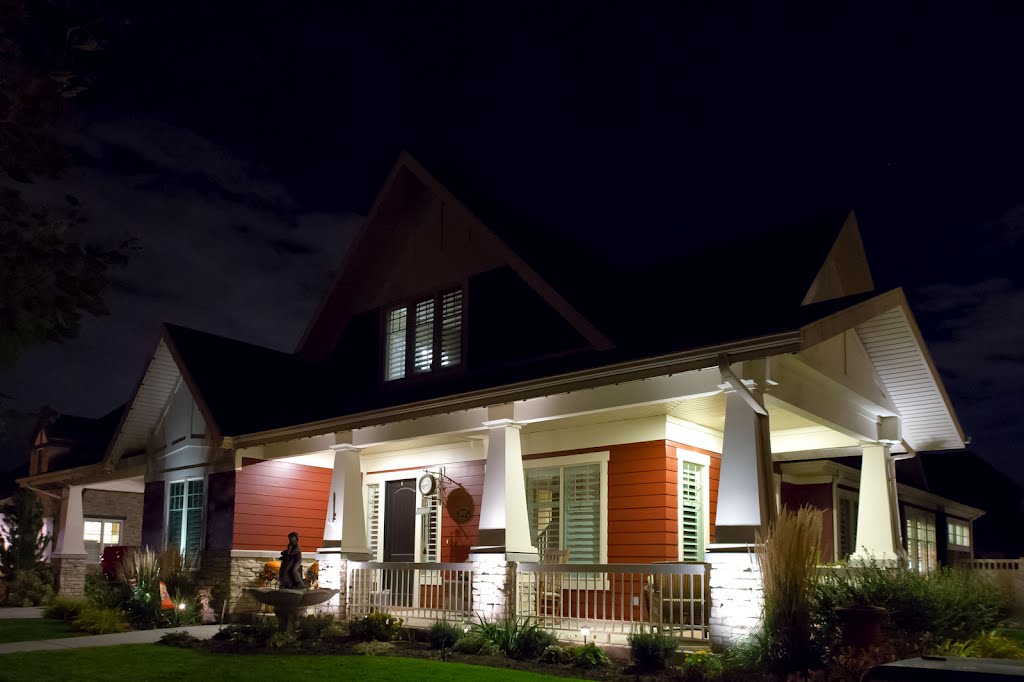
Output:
[20,153,984,645]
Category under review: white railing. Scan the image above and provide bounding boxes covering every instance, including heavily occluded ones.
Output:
[347,561,474,625]
[967,558,1023,571]
[515,562,710,642]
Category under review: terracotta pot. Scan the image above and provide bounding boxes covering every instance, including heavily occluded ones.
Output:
[833,605,888,649]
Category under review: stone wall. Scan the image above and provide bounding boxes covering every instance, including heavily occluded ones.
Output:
[470,554,515,620]
[53,555,87,598]
[83,490,144,546]
[707,548,763,646]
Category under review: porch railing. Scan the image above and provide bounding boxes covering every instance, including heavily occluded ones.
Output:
[347,561,474,625]
[515,562,710,642]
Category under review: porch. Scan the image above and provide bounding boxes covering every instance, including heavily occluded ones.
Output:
[344,560,710,645]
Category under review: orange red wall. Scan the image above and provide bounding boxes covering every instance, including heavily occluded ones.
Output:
[232,458,332,551]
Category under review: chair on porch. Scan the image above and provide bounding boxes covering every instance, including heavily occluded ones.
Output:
[538,548,570,619]
[644,564,710,634]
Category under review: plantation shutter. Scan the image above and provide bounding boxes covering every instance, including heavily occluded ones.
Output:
[366,484,380,560]
[563,464,600,564]
[679,461,704,562]
[838,497,855,559]
[167,481,185,552]
[526,468,561,555]
[385,308,407,381]
[184,479,204,564]
[412,298,434,373]
[440,290,463,368]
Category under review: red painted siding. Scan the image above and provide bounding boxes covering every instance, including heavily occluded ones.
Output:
[233,458,331,550]
[781,481,835,562]
[439,459,484,562]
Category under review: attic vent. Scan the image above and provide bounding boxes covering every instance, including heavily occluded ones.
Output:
[384,288,464,381]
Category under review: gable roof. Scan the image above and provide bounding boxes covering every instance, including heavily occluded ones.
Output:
[32,406,126,473]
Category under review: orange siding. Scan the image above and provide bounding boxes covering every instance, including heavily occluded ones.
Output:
[440,459,484,562]
[232,458,331,550]
[608,442,678,563]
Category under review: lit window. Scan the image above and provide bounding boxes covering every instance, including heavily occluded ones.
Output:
[167,479,204,566]
[905,508,937,573]
[83,519,122,564]
[837,490,860,560]
[525,459,605,565]
[384,289,463,381]
[948,520,970,548]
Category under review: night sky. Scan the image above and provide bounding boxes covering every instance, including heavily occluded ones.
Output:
[2,4,1024,486]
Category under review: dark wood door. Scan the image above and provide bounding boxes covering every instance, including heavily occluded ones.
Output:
[383,479,417,606]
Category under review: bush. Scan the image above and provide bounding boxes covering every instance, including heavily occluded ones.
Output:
[349,611,403,642]
[267,631,299,649]
[85,570,128,609]
[351,640,395,656]
[117,547,160,588]
[569,642,611,668]
[72,605,129,634]
[540,645,569,664]
[158,631,201,648]
[452,633,500,656]
[43,596,86,621]
[427,620,464,649]
[210,619,278,647]
[940,631,1024,660]
[5,568,54,606]
[677,651,725,681]
[473,615,558,659]
[296,613,344,643]
[627,629,678,673]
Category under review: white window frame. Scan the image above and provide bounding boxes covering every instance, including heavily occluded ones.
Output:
[905,506,938,573]
[166,477,205,563]
[676,449,710,563]
[83,517,123,564]
[523,451,609,566]
[384,288,464,382]
[835,488,860,561]
[947,519,971,549]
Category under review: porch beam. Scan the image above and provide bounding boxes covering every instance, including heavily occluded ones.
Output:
[352,408,490,446]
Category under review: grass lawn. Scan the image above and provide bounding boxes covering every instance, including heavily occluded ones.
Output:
[0,619,74,644]
[0,644,585,682]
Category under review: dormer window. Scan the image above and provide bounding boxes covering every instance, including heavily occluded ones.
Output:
[385,288,463,381]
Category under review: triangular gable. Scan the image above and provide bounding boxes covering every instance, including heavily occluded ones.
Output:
[800,288,966,452]
[297,152,613,362]
[103,329,220,470]
[801,211,875,306]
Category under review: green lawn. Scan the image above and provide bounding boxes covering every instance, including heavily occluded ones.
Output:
[0,644,584,682]
[0,619,73,644]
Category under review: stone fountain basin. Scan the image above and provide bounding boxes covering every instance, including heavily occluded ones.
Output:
[245,587,339,610]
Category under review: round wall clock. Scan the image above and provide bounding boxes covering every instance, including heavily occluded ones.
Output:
[418,474,437,496]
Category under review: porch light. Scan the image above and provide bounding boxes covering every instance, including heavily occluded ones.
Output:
[580,626,591,644]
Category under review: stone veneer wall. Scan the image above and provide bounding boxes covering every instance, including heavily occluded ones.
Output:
[470,554,516,620]
[707,548,764,646]
[53,556,88,598]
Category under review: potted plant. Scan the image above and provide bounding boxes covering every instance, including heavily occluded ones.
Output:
[833,593,888,650]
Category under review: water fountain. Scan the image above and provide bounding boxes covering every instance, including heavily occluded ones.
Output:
[244,532,338,631]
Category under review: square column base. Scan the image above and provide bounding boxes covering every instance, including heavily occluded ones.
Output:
[706,545,763,647]
[52,555,88,598]
[469,553,519,621]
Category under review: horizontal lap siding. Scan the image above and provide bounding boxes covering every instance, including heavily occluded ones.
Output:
[608,442,678,563]
[440,460,483,562]
[232,458,331,551]
[781,481,834,562]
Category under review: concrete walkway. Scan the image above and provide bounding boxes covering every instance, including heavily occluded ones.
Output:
[0,608,44,619]
[0,624,222,655]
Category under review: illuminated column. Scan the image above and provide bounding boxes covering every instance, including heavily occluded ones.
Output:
[318,442,370,619]
[472,419,537,559]
[851,444,902,564]
[52,485,87,598]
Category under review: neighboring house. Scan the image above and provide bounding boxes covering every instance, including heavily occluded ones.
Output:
[17,407,143,588]
[24,153,988,644]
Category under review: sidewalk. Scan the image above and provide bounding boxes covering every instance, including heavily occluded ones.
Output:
[0,624,222,655]
[0,608,44,619]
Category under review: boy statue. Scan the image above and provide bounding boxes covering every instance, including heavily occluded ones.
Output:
[278,532,304,589]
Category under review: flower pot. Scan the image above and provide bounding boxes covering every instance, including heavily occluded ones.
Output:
[833,605,888,650]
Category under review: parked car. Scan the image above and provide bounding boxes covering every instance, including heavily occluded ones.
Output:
[863,656,1024,680]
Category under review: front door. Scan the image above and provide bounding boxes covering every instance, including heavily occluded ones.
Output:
[383,479,417,605]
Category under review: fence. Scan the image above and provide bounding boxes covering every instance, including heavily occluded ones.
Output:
[347,561,474,626]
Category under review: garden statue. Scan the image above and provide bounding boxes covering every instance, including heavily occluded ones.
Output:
[278,532,304,589]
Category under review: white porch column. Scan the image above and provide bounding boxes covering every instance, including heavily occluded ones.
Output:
[851,443,902,564]
[53,485,86,557]
[321,444,370,555]
[472,419,537,559]
[713,389,776,544]
[52,485,87,598]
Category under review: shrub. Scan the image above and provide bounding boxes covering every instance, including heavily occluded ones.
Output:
[161,593,202,628]
[940,631,1024,660]
[349,611,403,642]
[72,605,129,634]
[85,570,128,609]
[569,642,611,668]
[473,615,558,659]
[427,620,464,649]
[210,619,277,647]
[677,650,725,681]
[117,547,160,588]
[351,640,395,656]
[452,633,500,656]
[540,645,569,664]
[627,629,678,673]
[158,631,201,648]
[0,489,50,574]
[267,631,299,649]
[296,613,344,642]
[43,596,87,621]
[755,506,823,675]
[4,568,54,606]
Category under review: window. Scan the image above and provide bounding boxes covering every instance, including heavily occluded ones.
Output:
[679,460,705,562]
[167,479,204,565]
[83,518,122,564]
[905,507,937,573]
[948,520,970,548]
[836,489,859,560]
[525,454,608,565]
[384,289,463,381]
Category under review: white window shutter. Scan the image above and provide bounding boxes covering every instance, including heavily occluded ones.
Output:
[679,461,704,562]
[440,290,463,367]
[385,308,407,381]
[413,299,434,373]
[366,484,380,560]
[564,464,601,564]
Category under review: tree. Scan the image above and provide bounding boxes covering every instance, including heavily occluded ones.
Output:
[0,0,137,370]
[0,488,50,574]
